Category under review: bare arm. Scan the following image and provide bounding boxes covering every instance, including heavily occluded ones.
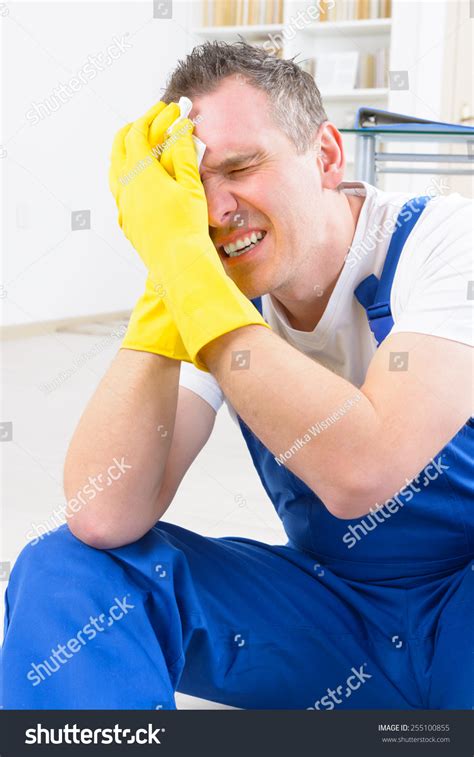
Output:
[63,349,216,549]
[200,327,472,518]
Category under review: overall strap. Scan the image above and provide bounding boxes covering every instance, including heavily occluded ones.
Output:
[354,195,431,346]
[251,296,263,315]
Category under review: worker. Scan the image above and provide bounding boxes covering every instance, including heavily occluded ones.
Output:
[2,41,472,710]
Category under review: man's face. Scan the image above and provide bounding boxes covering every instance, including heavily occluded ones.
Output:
[191,77,327,300]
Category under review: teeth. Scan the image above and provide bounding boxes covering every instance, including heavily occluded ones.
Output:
[223,231,265,256]
[235,237,249,251]
[228,242,257,257]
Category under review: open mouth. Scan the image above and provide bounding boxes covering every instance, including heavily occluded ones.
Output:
[220,230,267,259]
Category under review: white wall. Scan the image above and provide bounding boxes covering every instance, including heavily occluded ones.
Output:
[1,0,194,327]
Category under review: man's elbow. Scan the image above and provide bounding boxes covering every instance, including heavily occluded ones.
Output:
[66,494,150,549]
[313,469,383,521]
[67,515,123,550]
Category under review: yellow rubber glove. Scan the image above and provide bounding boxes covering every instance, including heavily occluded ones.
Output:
[109,101,269,371]
[121,275,190,360]
[113,102,191,362]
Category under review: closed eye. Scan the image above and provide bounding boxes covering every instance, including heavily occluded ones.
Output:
[229,165,252,176]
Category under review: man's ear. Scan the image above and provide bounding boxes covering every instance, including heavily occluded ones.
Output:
[316,122,346,189]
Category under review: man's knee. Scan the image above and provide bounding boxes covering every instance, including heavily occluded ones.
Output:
[8,524,105,595]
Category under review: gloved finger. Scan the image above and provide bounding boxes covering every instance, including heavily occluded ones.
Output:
[124,101,169,162]
[111,122,133,164]
[160,145,175,178]
[164,118,201,191]
[109,122,133,199]
[149,102,181,152]
[149,102,181,177]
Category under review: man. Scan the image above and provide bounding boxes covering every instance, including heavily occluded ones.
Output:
[3,41,473,710]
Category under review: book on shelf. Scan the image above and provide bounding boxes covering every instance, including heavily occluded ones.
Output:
[314,51,360,92]
[201,0,391,28]
[374,47,388,88]
[319,0,391,22]
[356,53,375,89]
[311,47,388,91]
[202,0,284,27]
[355,48,388,88]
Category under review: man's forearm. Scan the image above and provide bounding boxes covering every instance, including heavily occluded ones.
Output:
[200,325,383,516]
[64,349,180,547]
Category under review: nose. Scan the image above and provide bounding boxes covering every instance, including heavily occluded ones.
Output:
[204,177,239,230]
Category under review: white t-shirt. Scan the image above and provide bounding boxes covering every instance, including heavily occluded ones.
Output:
[179,181,473,419]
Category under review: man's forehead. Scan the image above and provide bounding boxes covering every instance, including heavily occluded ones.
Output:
[189,77,270,119]
[186,79,287,172]
[189,79,277,143]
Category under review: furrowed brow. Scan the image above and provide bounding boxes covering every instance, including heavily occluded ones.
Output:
[207,151,266,172]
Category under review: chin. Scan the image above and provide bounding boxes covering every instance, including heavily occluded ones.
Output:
[227,264,276,300]
[230,277,271,301]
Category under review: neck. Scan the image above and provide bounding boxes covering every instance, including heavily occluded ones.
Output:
[271,190,365,332]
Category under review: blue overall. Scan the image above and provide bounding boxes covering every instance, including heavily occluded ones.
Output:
[2,197,473,710]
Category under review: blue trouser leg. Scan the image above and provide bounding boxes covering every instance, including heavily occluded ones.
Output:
[426,562,474,708]
[3,522,470,709]
[2,525,182,709]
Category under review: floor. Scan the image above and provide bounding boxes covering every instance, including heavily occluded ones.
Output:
[1,318,287,708]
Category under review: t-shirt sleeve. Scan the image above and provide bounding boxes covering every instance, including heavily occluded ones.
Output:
[179,361,224,413]
[390,194,473,347]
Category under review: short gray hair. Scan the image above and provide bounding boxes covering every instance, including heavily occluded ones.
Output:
[162,40,328,154]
